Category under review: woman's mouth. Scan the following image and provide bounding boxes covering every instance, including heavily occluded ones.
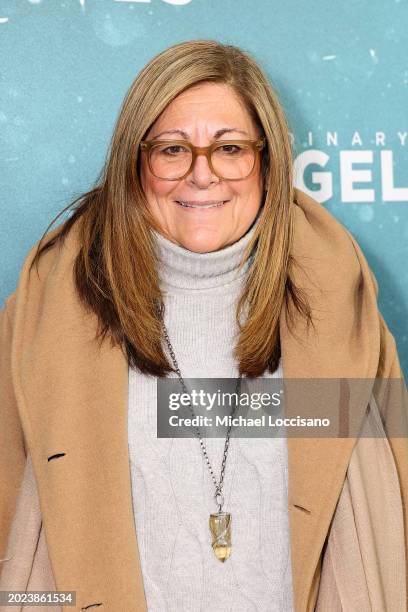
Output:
[175,200,229,209]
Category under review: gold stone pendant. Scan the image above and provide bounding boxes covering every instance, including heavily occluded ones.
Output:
[209,512,232,562]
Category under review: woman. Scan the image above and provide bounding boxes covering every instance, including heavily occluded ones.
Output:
[0,40,407,612]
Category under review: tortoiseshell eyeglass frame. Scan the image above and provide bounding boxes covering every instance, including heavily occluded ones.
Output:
[139,138,266,181]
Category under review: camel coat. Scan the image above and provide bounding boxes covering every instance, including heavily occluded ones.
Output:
[0,188,407,611]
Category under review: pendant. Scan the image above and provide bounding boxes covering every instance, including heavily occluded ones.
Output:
[209,512,232,562]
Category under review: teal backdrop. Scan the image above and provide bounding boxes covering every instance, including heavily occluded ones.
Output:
[1,0,407,376]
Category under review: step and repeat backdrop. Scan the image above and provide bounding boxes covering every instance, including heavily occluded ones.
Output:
[1,0,407,375]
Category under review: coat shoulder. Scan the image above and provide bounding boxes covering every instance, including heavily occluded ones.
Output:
[15,219,81,299]
[293,188,360,267]
[292,188,376,296]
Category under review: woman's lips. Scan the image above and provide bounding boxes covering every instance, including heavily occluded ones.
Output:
[175,200,229,209]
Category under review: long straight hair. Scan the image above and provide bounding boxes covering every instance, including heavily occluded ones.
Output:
[30,40,313,378]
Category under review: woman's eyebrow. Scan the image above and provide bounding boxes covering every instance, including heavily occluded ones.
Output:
[151,127,250,139]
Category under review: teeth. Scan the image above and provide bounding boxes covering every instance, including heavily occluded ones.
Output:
[177,201,225,209]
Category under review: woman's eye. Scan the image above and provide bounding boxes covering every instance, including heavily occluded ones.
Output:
[161,145,188,155]
[218,144,242,154]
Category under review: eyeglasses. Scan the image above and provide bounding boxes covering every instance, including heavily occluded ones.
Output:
[139,138,265,181]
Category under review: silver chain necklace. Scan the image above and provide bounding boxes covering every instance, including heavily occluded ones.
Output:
[162,322,242,563]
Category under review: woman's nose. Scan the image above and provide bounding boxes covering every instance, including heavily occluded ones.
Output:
[187,152,218,187]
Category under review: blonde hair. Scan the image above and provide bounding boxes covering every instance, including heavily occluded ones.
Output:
[31,39,313,377]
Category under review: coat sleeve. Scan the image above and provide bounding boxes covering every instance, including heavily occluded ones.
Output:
[353,237,408,603]
[0,293,27,566]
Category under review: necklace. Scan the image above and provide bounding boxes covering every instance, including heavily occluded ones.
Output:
[162,322,242,563]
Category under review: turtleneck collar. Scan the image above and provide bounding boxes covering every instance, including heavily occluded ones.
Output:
[152,213,261,291]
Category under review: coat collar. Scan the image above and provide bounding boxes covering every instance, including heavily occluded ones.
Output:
[11,188,381,611]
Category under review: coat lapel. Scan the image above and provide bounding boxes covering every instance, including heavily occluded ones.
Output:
[11,189,381,611]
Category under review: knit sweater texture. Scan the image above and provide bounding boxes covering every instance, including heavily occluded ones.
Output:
[128,217,294,611]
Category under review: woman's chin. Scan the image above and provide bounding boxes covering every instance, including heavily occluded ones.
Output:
[176,231,227,253]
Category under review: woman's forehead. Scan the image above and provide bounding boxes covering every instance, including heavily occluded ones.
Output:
[148,83,256,138]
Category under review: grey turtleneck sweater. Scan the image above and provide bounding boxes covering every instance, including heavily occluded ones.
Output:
[127,218,294,611]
